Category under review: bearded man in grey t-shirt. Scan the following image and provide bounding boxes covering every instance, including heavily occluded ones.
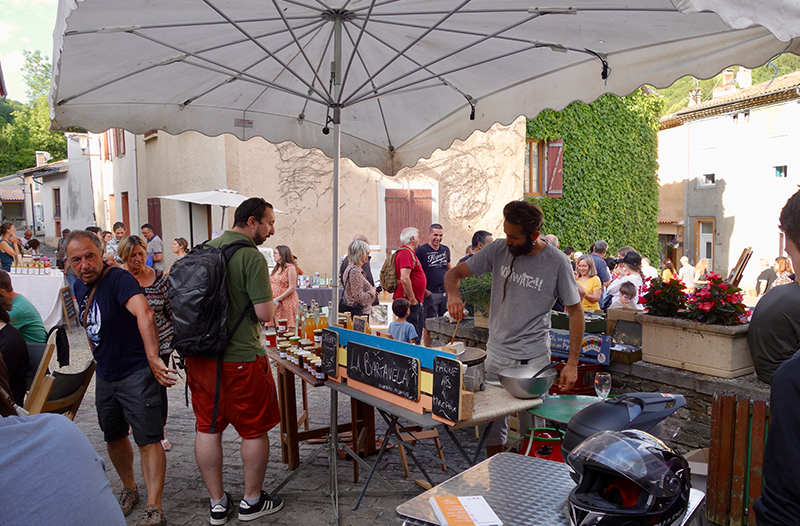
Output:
[444,200,584,457]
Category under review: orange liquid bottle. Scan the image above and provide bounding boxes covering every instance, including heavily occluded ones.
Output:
[305,306,317,340]
[318,304,329,330]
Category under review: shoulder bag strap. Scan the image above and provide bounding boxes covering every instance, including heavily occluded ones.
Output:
[81,266,110,350]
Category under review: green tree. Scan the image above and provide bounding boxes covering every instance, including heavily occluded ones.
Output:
[0,99,24,126]
[22,49,52,101]
[0,50,67,175]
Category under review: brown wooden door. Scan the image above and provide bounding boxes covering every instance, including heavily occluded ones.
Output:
[147,198,163,238]
[121,192,130,235]
[385,189,432,251]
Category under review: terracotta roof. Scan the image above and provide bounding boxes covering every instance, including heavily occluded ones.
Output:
[0,188,24,202]
[678,70,800,114]
[661,70,800,128]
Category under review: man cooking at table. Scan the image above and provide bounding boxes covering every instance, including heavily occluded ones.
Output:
[444,199,584,457]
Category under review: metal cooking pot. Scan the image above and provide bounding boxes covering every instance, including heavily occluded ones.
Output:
[460,347,486,392]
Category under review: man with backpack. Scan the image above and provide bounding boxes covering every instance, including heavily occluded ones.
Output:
[182,197,283,524]
[392,227,427,343]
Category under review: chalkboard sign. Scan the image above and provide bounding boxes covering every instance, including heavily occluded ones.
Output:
[320,329,339,378]
[352,315,368,333]
[347,341,419,401]
[432,356,462,422]
[59,286,77,332]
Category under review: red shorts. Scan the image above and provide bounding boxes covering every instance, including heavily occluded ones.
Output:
[185,355,280,439]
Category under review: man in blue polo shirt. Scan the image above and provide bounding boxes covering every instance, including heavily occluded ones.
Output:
[68,230,176,526]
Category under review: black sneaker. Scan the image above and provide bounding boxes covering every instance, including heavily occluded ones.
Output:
[209,492,234,525]
[238,491,284,521]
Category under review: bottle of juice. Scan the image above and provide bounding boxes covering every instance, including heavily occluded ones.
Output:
[318,305,329,330]
[305,305,317,340]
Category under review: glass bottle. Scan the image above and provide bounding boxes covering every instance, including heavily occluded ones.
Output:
[318,305,329,330]
[305,305,317,341]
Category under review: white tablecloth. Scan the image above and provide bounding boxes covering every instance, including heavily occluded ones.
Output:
[11,271,70,329]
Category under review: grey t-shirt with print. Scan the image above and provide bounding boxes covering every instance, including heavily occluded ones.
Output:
[466,239,580,361]
[147,234,165,272]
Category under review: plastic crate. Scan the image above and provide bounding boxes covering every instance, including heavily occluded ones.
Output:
[548,359,606,395]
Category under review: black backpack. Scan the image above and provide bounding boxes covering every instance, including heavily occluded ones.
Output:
[167,239,256,431]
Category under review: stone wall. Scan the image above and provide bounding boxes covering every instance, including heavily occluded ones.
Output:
[426,316,771,454]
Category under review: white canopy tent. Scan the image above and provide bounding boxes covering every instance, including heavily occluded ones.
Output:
[49,0,800,323]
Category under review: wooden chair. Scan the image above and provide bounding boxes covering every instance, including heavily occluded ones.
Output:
[24,360,96,420]
[25,330,58,394]
[394,425,447,478]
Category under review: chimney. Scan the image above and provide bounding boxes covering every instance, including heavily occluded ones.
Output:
[687,88,702,107]
[713,68,738,99]
[34,151,52,167]
[737,67,752,89]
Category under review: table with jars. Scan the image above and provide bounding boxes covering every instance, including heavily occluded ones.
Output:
[266,303,377,478]
[9,259,69,328]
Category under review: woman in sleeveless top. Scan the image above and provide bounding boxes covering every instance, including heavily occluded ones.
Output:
[0,223,20,272]
[270,245,299,330]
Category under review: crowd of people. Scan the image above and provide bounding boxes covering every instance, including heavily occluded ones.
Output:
[2,185,799,526]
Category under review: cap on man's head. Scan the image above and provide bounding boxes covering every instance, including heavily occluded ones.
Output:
[62,228,71,234]
[621,251,642,266]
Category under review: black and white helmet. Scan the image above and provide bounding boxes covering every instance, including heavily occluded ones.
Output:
[566,429,691,526]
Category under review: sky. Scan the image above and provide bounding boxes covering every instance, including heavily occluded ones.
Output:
[0,0,58,102]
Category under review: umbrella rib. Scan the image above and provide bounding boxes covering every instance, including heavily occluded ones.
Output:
[297,20,337,119]
[202,0,331,101]
[269,0,334,102]
[191,18,324,56]
[127,31,328,105]
[343,12,539,107]
[341,23,394,150]
[338,0,378,101]
[188,22,331,111]
[366,17,532,45]
[342,0,473,107]
[56,61,165,106]
[349,43,604,107]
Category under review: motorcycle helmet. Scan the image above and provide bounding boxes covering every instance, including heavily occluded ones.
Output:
[566,429,690,526]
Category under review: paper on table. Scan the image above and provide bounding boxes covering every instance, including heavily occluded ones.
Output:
[429,496,503,526]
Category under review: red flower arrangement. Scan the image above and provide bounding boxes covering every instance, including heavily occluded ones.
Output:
[641,276,686,317]
[685,272,749,326]
[641,272,749,326]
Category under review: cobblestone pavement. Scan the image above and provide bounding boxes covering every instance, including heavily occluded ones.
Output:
[61,327,487,525]
[46,243,710,526]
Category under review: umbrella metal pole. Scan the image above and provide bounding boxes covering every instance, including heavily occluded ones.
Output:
[331,16,342,323]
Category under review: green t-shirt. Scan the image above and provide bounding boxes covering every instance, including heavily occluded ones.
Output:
[10,295,48,344]
[207,231,272,362]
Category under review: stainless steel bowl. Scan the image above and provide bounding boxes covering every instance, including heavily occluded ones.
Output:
[497,365,556,399]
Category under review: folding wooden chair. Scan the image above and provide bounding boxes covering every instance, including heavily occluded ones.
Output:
[24,360,96,421]
[25,330,58,394]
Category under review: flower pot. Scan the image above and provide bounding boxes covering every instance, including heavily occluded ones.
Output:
[635,313,752,378]
[473,311,489,329]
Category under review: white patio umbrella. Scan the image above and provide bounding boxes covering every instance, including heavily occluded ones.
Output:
[157,188,287,230]
[49,0,800,322]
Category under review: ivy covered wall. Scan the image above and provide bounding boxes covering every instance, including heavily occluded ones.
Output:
[526,90,662,261]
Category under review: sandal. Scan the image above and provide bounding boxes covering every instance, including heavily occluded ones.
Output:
[161,439,172,451]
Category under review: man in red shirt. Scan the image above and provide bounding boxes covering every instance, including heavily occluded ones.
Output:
[394,227,427,344]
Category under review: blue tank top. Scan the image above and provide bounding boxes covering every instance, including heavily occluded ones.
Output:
[0,239,14,271]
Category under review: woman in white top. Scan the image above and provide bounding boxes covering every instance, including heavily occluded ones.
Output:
[606,251,646,306]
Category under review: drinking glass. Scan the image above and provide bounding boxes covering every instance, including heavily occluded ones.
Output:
[594,372,612,400]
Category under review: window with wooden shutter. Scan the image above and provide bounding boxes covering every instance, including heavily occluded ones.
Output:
[545,140,563,198]
[147,198,163,238]
[524,139,543,196]
[385,189,432,252]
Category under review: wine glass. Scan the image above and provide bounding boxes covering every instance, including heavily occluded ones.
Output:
[595,372,612,401]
